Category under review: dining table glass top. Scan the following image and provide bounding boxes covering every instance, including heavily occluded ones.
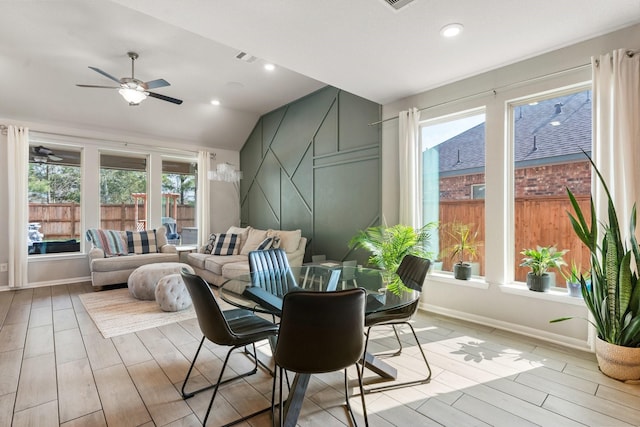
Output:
[219,264,421,316]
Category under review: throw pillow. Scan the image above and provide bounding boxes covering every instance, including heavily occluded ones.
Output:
[126,230,158,254]
[240,228,269,254]
[202,233,217,254]
[226,225,252,253]
[267,229,301,253]
[86,229,128,257]
[256,237,274,251]
[212,233,240,255]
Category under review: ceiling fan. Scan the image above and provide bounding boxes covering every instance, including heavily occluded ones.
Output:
[32,146,62,163]
[76,52,183,106]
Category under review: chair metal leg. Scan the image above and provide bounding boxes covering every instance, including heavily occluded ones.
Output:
[361,322,431,394]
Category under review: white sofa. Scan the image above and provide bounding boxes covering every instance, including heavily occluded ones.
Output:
[185,226,307,286]
[88,226,178,289]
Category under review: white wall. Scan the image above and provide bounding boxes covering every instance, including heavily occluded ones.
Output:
[382,23,640,350]
[0,119,239,289]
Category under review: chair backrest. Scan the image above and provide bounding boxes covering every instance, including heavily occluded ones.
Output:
[396,254,431,292]
[180,269,237,346]
[249,248,298,296]
[275,288,366,374]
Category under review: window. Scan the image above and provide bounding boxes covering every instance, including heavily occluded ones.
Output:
[28,145,82,255]
[161,159,197,245]
[420,109,486,276]
[100,154,147,231]
[510,87,592,286]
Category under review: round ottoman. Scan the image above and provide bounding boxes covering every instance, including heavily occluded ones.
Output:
[155,274,192,312]
[128,262,194,300]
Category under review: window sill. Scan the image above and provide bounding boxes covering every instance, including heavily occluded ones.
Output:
[426,271,490,289]
[500,283,586,306]
[28,252,87,262]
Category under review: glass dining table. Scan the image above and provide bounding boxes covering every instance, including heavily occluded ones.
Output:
[219,264,421,426]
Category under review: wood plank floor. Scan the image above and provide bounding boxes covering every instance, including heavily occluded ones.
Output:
[1,282,639,426]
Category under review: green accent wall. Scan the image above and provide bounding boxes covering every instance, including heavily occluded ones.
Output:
[240,86,381,262]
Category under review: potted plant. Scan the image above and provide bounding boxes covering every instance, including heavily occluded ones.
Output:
[520,246,567,292]
[442,222,480,280]
[561,261,589,298]
[349,222,436,293]
[551,156,640,381]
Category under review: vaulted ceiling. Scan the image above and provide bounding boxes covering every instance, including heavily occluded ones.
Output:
[1,0,638,150]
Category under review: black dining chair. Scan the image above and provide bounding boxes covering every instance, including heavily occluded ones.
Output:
[180,269,279,426]
[272,288,369,427]
[361,254,432,392]
[249,248,299,297]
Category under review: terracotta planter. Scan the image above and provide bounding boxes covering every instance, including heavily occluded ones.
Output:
[595,337,640,381]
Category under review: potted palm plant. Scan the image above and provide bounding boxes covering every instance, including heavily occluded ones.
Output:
[551,156,640,381]
[442,222,480,280]
[520,246,567,292]
[349,222,436,294]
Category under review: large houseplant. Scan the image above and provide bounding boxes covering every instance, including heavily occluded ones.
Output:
[520,245,567,292]
[442,222,480,280]
[349,222,436,293]
[551,156,640,380]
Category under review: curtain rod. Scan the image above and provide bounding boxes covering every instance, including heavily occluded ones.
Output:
[369,62,593,126]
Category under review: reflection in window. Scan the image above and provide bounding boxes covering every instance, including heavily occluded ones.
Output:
[511,88,592,286]
[420,109,486,276]
[28,145,81,255]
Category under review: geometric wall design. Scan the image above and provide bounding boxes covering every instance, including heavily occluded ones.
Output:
[240,86,381,262]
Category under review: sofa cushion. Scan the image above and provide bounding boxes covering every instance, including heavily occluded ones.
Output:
[90,252,177,272]
[86,229,128,257]
[240,228,268,254]
[204,254,247,275]
[226,225,252,252]
[186,252,209,269]
[221,261,250,279]
[267,229,302,253]
[126,230,158,254]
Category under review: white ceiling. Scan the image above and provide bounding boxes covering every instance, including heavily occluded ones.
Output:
[2,0,639,150]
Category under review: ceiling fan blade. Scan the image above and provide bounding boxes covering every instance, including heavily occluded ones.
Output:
[76,84,120,89]
[145,79,170,89]
[148,91,183,105]
[88,66,122,83]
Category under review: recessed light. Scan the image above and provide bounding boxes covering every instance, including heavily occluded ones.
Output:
[210,99,220,106]
[440,23,463,38]
[264,63,275,71]
[529,101,539,106]
[550,120,561,126]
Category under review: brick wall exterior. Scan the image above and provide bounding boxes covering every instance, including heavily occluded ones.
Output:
[440,160,591,199]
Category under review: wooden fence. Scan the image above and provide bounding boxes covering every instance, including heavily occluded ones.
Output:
[29,203,195,241]
[438,195,591,283]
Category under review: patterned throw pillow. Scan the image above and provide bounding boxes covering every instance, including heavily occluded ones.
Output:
[202,233,217,254]
[212,233,240,255]
[256,237,274,251]
[126,230,158,254]
[86,229,128,257]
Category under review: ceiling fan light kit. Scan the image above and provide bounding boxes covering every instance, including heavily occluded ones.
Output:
[76,51,183,106]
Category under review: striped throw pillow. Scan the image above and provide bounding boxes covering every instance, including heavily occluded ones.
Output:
[212,233,239,255]
[126,230,158,254]
[86,229,128,257]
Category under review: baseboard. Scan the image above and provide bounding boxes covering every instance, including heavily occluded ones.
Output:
[419,301,591,352]
[0,276,92,291]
